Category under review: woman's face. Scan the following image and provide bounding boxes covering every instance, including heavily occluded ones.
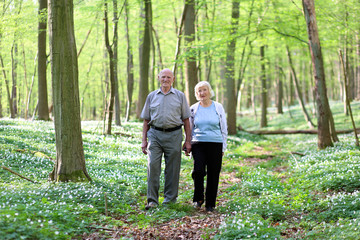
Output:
[196,86,210,101]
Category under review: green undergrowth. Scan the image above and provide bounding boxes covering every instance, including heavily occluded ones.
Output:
[239,100,360,131]
[216,133,360,239]
[1,101,360,239]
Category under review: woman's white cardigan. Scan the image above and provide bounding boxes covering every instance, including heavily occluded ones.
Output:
[189,101,228,152]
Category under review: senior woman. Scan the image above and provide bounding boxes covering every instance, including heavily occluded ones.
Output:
[189,81,228,212]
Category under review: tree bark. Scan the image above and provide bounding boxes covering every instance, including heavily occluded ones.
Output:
[22,44,29,119]
[173,3,187,79]
[0,66,2,117]
[260,45,267,128]
[104,2,116,134]
[302,0,337,149]
[48,0,91,182]
[152,27,163,70]
[37,0,49,121]
[339,50,359,146]
[225,0,239,135]
[136,0,151,118]
[125,0,134,122]
[276,60,283,114]
[113,0,121,126]
[19,44,29,119]
[356,34,360,100]
[286,45,315,128]
[11,43,17,118]
[184,0,197,105]
[279,66,293,119]
[235,0,254,102]
[0,54,14,118]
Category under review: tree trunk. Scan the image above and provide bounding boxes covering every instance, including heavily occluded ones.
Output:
[260,45,267,128]
[286,45,315,128]
[11,43,18,118]
[277,75,284,114]
[21,44,28,119]
[136,0,151,118]
[279,66,293,119]
[48,0,91,182]
[251,79,257,119]
[173,3,187,79]
[37,0,49,121]
[339,50,359,146]
[0,34,2,117]
[356,34,360,100]
[0,64,2,117]
[287,69,295,106]
[0,54,14,118]
[102,50,109,132]
[104,2,116,134]
[184,0,197,105]
[235,0,254,102]
[125,0,134,122]
[225,0,239,135]
[302,0,336,149]
[276,59,283,114]
[152,27,163,70]
[150,27,156,92]
[113,0,121,126]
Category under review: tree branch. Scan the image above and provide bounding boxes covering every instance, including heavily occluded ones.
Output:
[1,165,38,183]
[271,27,308,45]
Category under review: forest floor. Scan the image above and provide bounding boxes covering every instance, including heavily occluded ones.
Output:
[82,148,275,240]
[3,106,359,239]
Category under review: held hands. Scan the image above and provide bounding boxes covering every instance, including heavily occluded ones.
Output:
[182,141,191,156]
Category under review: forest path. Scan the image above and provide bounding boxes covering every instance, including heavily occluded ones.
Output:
[83,148,276,239]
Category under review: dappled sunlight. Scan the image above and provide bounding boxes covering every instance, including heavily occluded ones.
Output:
[1,119,360,239]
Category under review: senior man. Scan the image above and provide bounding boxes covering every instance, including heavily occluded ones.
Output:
[141,68,191,210]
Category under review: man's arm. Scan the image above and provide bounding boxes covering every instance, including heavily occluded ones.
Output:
[142,119,150,155]
[182,118,192,156]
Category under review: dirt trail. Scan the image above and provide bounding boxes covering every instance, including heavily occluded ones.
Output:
[83,151,274,240]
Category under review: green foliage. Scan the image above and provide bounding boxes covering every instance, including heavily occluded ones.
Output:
[291,140,360,192]
[241,168,284,196]
[314,191,360,222]
[0,120,146,239]
[2,0,359,119]
[1,100,360,239]
[215,212,282,239]
[304,217,360,240]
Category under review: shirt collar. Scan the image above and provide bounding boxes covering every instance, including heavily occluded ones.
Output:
[156,87,175,95]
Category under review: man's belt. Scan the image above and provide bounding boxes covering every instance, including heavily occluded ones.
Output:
[151,125,182,132]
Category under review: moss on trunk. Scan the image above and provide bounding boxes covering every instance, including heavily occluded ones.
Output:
[55,170,91,182]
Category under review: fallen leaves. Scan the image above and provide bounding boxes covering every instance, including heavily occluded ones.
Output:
[84,213,224,240]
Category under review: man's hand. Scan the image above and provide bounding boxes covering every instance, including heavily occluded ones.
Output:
[182,141,191,156]
[141,120,150,155]
[141,140,148,155]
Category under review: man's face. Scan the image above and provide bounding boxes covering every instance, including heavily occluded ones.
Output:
[158,70,174,89]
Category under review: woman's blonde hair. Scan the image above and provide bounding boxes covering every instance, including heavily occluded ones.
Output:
[194,81,215,100]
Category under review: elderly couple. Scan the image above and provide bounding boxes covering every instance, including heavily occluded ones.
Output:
[141,68,228,212]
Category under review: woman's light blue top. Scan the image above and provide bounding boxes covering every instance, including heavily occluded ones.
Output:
[192,102,223,143]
